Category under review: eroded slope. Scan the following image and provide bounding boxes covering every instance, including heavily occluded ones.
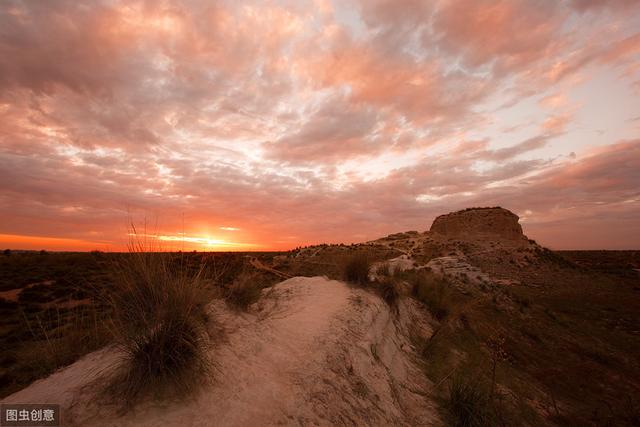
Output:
[3,277,440,426]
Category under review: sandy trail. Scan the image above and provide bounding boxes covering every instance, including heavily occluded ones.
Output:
[3,276,439,426]
[249,257,292,279]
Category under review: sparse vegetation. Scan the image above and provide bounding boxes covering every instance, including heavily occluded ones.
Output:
[100,247,213,406]
[446,373,496,427]
[343,254,404,307]
[344,253,372,286]
[0,250,283,398]
[411,270,452,320]
[558,250,640,278]
[1,237,639,426]
[19,305,109,381]
[0,252,112,396]
[377,276,399,306]
[536,247,576,269]
[376,262,392,278]
[225,271,263,310]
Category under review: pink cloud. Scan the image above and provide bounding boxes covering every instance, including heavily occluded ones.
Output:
[542,113,572,134]
[0,0,638,251]
[433,0,566,74]
[569,0,640,12]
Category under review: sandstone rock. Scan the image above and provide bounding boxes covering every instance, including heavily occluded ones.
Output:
[430,207,527,243]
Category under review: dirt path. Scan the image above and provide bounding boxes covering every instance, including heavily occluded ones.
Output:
[3,277,440,426]
[249,256,292,279]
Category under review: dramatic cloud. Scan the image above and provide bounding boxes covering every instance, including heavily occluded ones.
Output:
[0,0,639,250]
[434,0,565,74]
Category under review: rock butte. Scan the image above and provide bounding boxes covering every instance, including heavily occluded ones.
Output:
[430,207,527,244]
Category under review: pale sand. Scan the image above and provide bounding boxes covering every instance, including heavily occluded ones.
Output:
[3,276,440,426]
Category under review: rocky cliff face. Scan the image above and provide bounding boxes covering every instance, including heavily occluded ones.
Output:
[430,207,527,243]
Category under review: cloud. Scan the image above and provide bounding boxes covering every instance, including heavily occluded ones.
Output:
[484,136,553,161]
[0,1,132,96]
[264,94,381,162]
[541,114,572,134]
[433,0,565,74]
[569,0,640,12]
[0,0,639,250]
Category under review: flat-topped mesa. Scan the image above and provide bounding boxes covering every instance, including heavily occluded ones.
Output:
[430,207,527,243]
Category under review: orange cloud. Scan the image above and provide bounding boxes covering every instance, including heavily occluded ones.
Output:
[434,0,565,73]
[0,234,110,252]
[542,114,572,134]
[1,0,639,251]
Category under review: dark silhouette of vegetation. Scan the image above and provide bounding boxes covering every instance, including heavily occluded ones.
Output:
[411,270,452,320]
[225,271,263,310]
[446,373,497,427]
[100,244,213,407]
[344,253,372,286]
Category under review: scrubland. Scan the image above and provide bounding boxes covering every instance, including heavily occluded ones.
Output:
[1,238,639,426]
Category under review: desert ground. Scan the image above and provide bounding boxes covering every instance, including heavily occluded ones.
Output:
[1,207,639,426]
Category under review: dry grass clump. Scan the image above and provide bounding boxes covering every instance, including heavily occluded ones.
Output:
[377,277,399,306]
[101,245,212,407]
[225,271,263,310]
[372,262,401,306]
[343,253,403,307]
[344,253,372,286]
[411,270,452,321]
[375,262,392,278]
[446,373,496,427]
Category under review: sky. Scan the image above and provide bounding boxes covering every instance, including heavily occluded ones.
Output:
[0,0,639,252]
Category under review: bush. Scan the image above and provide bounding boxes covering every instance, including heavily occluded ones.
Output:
[225,271,262,310]
[446,374,496,427]
[101,250,212,407]
[344,253,372,286]
[376,263,392,278]
[411,271,452,321]
[377,277,399,306]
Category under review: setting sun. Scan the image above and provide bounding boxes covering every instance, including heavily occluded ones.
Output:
[1,2,639,425]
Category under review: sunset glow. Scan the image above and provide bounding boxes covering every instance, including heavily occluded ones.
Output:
[1,0,639,251]
[155,234,258,251]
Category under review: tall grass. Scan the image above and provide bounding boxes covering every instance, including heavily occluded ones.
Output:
[344,255,405,307]
[377,276,399,306]
[101,237,212,407]
[446,373,496,427]
[225,271,262,310]
[376,263,392,278]
[411,270,452,321]
[19,305,109,381]
[344,253,372,286]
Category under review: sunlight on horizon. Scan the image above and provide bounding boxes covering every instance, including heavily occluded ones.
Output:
[126,232,260,251]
